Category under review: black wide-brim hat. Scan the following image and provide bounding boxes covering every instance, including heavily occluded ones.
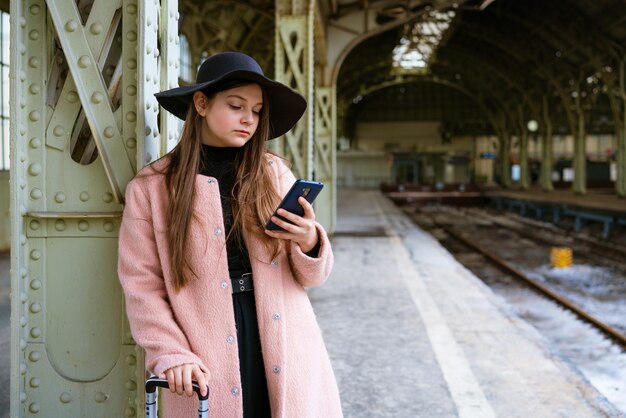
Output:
[154,52,307,139]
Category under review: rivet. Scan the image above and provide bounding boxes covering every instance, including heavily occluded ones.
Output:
[91,92,104,104]
[20,364,27,376]
[20,339,27,349]
[29,111,40,121]
[29,84,40,95]
[29,30,39,41]
[125,112,136,122]
[104,126,115,138]
[60,392,72,403]
[146,102,151,110]
[55,219,66,231]
[30,303,41,313]
[146,45,152,55]
[126,59,137,69]
[20,316,27,326]
[30,250,41,260]
[64,19,77,32]
[19,17,26,28]
[80,192,90,201]
[30,327,42,338]
[126,31,137,41]
[78,55,91,68]
[103,222,114,232]
[78,220,89,231]
[28,163,41,176]
[125,380,137,391]
[30,279,42,290]
[30,188,42,200]
[146,73,151,82]
[67,91,79,103]
[125,407,136,417]
[20,152,26,162]
[126,4,137,14]
[145,153,152,164]
[94,392,108,403]
[30,4,40,15]
[28,57,39,68]
[21,269,27,278]
[90,22,103,35]
[29,220,40,230]
[144,126,152,136]
[29,403,40,413]
[29,351,41,362]
[146,18,152,26]
[102,192,114,203]
[125,355,136,365]
[126,85,137,96]
[55,192,66,203]
[19,70,26,82]
[19,45,26,55]
[53,125,65,137]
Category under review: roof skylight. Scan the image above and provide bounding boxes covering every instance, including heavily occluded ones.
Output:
[392,10,456,74]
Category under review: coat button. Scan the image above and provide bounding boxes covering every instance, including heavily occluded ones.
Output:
[271,260,278,267]
[226,335,234,344]
[272,366,280,374]
[220,281,228,289]
[273,313,281,320]
[214,227,222,236]
[231,387,239,396]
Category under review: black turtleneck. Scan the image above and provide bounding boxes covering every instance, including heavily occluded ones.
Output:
[199,144,251,273]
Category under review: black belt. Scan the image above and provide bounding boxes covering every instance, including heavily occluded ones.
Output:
[230,272,253,294]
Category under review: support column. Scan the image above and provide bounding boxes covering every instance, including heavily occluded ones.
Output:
[498,128,511,188]
[315,86,335,232]
[573,96,587,195]
[273,0,315,179]
[617,59,626,197]
[517,107,530,189]
[10,0,177,416]
[540,95,554,192]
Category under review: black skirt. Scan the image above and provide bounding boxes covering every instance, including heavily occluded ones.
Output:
[232,287,272,417]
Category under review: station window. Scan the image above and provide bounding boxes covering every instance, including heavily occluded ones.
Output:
[0,11,8,171]
[179,34,193,83]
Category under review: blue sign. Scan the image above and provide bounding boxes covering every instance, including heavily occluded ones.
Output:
[480,152,497,159]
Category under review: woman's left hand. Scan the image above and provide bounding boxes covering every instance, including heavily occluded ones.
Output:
[265,196,318,253]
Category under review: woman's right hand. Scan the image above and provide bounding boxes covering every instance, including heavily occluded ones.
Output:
[160,363,209,397]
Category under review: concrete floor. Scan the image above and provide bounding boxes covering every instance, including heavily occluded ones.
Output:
[1,189,623,417]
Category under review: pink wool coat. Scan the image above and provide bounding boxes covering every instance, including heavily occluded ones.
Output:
[117,155,342,418]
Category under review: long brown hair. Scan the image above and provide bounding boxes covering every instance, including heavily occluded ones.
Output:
[165,81,283,291]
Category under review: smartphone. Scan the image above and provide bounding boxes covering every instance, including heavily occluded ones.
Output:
[266,179,324,231]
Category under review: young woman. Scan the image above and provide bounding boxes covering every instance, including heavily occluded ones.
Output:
[117,52,342,417]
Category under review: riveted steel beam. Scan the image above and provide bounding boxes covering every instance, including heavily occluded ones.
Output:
[46,0,135,202]
[274,0,315,179]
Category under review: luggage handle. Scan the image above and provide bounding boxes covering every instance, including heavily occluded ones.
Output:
[145,376,209,418]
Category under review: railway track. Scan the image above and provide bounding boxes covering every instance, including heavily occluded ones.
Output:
[407,206,626,350]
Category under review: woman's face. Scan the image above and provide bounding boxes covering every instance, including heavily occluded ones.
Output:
[193,84,264,147]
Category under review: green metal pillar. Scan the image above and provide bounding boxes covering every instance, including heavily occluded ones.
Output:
[315,86,336,232]
[273,0,315,180]
[517,107,529,189]
[540,96,554,192]
[10,0,177,416]
[573,96,587,195]
[617,59,626,198]
[498,129,511,188]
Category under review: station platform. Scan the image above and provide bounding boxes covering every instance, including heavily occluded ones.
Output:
[310,189,622,417]
[484,188,626,214]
